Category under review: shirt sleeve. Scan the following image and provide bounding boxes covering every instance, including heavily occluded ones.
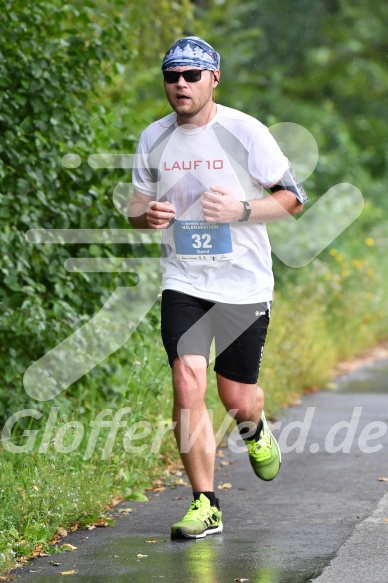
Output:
[132,134,157,198]
[248,125,289,188]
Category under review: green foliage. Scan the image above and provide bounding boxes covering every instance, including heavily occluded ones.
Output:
[90,0,194,152]
[0,0,194,420]
[206,0,388,210]
[0,0,133,418]
[0,449,110,564]
[0,1,194,566]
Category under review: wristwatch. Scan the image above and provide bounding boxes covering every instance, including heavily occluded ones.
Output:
[238,200,251,222]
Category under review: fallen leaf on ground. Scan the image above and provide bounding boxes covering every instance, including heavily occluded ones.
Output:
[57,528,68,537]
[381,518,388,523]
[31,545,43,558]
[50,561,61,566]
[60,544,77,552]
[378,477,388,482]
[220,460,237,467]
[60,570,77,575]
[146,479,166,493]
[146,485,166,493]
[48,534,61,546]
[117,508,133,514]
[96,518,110,527]
[218,482,232,490]
[215,450,225,458]
[109,497,124,508]
[136,553,148,558]
[173,478,189,487]
[86,518,110,528]
[0,576,15,581]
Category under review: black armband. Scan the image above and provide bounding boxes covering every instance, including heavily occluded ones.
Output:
[269,163,309,204]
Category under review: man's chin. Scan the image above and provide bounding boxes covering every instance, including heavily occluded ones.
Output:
[174,105,194,117]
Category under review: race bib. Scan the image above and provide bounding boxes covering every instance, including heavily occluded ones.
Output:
[173,220,233,261]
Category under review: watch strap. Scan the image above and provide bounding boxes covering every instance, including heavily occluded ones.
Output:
[238,200,251,222]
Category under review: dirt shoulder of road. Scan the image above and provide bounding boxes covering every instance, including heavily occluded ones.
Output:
[332,339,388,378]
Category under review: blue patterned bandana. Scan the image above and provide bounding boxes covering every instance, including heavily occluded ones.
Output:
[161,36,220,72]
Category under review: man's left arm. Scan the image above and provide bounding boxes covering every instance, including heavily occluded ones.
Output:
[202,125,309,222]
[202,185,304,223]
[246,188,304,221]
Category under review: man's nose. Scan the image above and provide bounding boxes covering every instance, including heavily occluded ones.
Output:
[176,74,188,86]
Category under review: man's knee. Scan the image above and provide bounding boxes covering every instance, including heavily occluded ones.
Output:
[217,378,264,420]
[172,356,207,409]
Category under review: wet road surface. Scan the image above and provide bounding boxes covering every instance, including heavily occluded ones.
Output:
[13,360,388,582]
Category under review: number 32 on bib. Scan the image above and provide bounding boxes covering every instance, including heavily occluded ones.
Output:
[173,220,233,262]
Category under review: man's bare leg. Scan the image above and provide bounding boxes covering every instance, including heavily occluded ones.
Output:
[217,373,281,481]
[216,373,264,430]
[172,354,215,491]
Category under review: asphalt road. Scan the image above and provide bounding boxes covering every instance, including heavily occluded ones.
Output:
[13,359,388,583]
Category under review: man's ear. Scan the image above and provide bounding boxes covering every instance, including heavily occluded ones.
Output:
[213,70,221,86]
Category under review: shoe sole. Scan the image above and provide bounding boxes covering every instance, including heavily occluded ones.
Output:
[171,522,223,540]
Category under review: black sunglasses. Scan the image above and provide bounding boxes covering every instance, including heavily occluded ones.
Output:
[163,69,206,84]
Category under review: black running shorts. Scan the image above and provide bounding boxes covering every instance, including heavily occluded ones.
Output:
[161,290,271,385]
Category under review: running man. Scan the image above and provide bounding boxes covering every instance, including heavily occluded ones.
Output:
[129,36,308,539]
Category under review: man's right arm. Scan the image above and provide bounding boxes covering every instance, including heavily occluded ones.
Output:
[128,190,175,230]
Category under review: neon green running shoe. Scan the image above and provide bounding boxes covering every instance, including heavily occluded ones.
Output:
[171,494,223,539]
[244,411,281,481]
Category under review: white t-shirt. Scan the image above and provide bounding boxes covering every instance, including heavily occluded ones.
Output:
[132,104,288,304]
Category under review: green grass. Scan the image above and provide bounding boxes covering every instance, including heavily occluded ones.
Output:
[0,311,176,572]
